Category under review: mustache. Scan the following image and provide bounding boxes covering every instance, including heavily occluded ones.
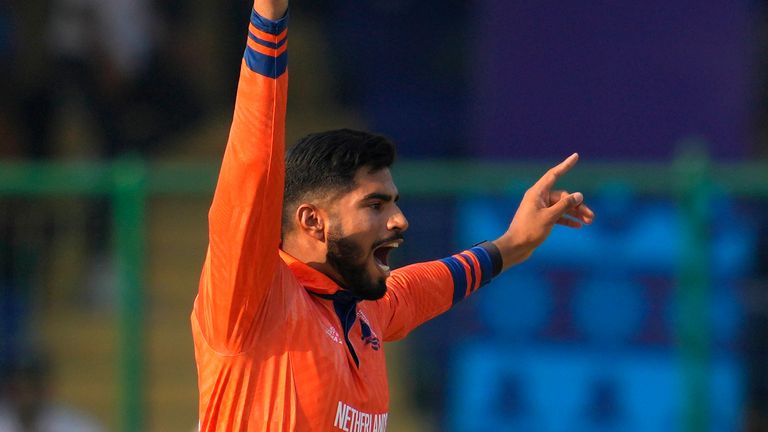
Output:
[371,233,405,250]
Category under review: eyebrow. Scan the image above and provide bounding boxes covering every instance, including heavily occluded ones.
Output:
[362,192,400,202]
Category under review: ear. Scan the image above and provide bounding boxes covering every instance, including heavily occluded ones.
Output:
[296,204,326,241]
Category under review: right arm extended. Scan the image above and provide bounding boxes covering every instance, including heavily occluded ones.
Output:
[194,0,289,354]
[377,155,594,340]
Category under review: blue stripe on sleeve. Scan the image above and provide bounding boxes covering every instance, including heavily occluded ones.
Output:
[244,47,287,78]
[440,256,468,306]
[459,253,477,292]
[250,9,288,35]
[248,32,287,49]
[469,246,493,286]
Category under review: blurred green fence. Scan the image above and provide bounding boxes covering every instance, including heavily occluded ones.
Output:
[1,150,767,432]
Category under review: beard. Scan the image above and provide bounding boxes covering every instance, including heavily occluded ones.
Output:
[326,228,388,301]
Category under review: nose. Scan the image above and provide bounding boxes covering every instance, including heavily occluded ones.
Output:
[388,206,409,232]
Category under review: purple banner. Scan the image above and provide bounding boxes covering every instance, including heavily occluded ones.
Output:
[471,1,754,160]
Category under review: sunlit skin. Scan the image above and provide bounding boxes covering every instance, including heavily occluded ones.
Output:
[255,0,288,20]
[282,167,408,297]
[494,153,595,269]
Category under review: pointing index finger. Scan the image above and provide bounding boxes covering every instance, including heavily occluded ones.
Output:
[535,153,579,191]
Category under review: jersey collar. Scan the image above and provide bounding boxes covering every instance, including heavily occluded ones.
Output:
[279,249,366,368]
[279,249,344,296]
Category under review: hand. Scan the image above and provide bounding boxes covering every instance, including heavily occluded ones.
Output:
[493,153,594,270]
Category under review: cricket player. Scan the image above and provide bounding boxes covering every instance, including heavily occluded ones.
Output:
[191,0,594,430]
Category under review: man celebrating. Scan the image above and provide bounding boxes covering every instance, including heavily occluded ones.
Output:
[191,0,594,430]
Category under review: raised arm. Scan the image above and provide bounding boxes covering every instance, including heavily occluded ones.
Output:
[377,154,594,340]
[194,1,289,354]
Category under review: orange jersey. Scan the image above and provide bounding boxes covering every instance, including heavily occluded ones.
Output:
[191,8,501,431]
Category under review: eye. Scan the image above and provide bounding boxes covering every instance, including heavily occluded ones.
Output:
[369,202,382,211]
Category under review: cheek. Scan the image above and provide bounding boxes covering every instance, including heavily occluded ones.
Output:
[340,210,382,237]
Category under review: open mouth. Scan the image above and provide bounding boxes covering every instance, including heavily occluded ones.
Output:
[372,240,402,275]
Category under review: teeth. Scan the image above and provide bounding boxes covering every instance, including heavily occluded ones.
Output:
[377,241,399,250]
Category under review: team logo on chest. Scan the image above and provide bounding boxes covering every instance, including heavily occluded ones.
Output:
[356,310,380,351]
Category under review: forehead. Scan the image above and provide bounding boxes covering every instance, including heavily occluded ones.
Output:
[346,167,398,200]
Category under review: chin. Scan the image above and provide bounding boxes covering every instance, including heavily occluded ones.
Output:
[354,274,388,301]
